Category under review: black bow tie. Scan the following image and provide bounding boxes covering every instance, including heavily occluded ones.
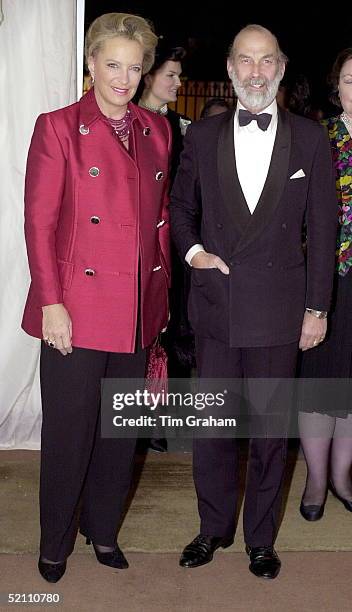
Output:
[238,109,272,131]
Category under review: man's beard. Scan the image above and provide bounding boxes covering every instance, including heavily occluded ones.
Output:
[230,70,282,111]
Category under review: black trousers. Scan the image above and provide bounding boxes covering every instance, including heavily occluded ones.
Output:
[39,341,146,561]
[194,336,298,548]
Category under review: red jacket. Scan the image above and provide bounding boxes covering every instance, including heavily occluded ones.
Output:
[22,88,172,352]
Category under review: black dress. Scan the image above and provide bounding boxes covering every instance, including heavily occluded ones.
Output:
[299,117,352,417]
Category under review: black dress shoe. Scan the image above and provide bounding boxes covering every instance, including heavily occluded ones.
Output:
[179,534,234,568]
[86,537,129,569]
[329,482,352,512]
[38,558,67,583]
[300,500,325,521]
[246,545,281,579]
[149,438,168,453]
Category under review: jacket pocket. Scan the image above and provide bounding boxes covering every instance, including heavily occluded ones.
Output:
[191,268,221,286]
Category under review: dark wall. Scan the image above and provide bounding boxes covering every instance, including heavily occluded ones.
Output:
[85,2,352,111]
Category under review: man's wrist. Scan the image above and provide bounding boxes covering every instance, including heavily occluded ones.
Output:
[305,308,328,319]
[185,244,205,266]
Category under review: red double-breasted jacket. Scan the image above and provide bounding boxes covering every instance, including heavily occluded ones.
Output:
[22,88,172,352]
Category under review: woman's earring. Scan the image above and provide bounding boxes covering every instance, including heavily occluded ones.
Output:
[91,74,95,84]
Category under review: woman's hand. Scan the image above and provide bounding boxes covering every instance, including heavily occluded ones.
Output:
[42,304,73,355]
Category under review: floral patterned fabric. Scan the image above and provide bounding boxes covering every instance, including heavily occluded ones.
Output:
[323,117,352,276]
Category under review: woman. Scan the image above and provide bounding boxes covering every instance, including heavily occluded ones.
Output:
[299,49,352,520]
[138,39,191,182]
[22,13,171,582]
[137,39,195,453]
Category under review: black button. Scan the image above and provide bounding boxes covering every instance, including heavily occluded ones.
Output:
[85,268,95,276]
[267,261,273,267]
[282,223,287,230]
[217,223,223,229]
[229,261,234,267]
[90,216,100,224]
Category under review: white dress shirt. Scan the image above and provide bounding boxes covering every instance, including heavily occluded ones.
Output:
[185,99,278,265]
[235,99,278,213]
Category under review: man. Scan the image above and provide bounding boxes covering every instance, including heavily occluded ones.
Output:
[170,25,337,579]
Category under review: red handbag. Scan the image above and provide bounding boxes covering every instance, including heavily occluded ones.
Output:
[145,335,168,398]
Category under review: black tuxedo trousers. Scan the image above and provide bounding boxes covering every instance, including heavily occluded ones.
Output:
[194,336,298,547]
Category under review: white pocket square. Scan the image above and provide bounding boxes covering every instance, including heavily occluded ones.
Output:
[290,169,306,179]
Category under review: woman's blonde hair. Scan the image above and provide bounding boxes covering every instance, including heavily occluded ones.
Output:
[85,13,158,74]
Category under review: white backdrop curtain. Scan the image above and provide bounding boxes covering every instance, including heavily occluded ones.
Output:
[0,0,83,449]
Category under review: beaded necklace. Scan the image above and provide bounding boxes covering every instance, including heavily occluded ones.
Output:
[139,99,168,115]
[341,112,352,135]
[107,108,131,142]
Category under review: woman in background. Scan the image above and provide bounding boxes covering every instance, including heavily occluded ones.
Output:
[22,13,171,581]
[137,39,195,452]
[299,49,352,520]
[138,39,191,181]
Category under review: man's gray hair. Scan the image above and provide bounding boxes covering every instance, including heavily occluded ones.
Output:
[228,24,288,65]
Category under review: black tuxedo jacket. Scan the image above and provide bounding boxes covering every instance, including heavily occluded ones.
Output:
[170,108,338,347]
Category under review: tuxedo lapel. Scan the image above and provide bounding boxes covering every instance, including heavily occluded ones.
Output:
[217,111,251,232]
[233,107,292,255]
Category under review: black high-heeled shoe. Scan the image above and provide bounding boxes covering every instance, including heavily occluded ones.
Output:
[86,537,129,569]
[38,557,67,583]
[329,482,352,512]
[299,501,325,521]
